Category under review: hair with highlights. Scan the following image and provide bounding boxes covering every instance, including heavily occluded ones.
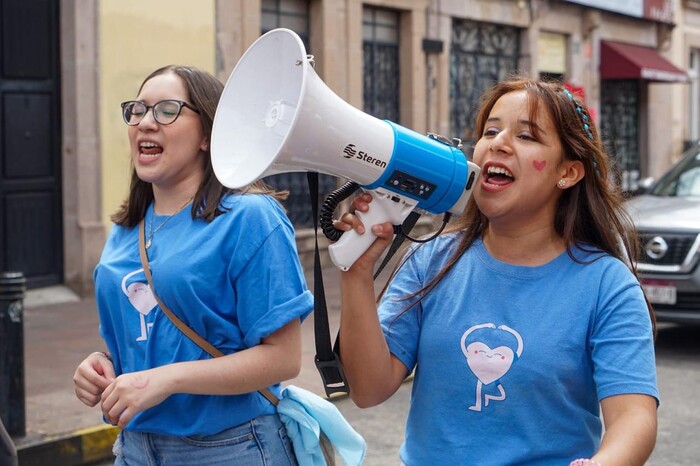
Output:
[112,65,286,227]
[388,76,655,333]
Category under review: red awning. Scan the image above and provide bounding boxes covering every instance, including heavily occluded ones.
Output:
[600,41,689,83]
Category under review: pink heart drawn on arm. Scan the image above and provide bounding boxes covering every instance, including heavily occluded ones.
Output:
[533,160,546,171]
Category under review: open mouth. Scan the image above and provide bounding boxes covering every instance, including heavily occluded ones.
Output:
[485,166,514,186]
[139,141,163,158]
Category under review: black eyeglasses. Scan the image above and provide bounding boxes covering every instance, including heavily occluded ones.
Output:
[121,100,200,126]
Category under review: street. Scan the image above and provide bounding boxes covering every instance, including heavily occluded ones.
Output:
[647,323,700,465]
[88,322,699,466]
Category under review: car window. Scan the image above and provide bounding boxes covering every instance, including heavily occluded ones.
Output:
[652,151,700,197]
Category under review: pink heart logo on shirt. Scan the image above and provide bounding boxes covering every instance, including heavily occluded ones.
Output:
[465,342,515,385]
[125,282,157,316]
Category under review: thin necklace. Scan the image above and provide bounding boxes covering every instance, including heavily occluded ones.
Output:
[145,197,194,249]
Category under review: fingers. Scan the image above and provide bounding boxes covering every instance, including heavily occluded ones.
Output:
[344,221,394,273]
[370,222,395,240]
[100,370,168,429]
[74,381,102,407]
[73,354,115,407]
[350,192,373,214]
[333,192,376,236]
[333,212,365,234]
[100,383,125,427]
[95,357,117,381]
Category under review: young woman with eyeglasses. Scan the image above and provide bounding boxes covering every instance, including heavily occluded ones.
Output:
[73,65,311,465]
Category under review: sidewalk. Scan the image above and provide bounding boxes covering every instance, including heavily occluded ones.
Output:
[11,261,368,466]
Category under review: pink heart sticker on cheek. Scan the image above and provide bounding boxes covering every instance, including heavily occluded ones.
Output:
[533,160,546,171]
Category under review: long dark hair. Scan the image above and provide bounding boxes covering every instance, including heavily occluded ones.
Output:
[111,65,286,227]
[386,77,655,334]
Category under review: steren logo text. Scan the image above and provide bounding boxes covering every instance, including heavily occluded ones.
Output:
[342,144,387,168]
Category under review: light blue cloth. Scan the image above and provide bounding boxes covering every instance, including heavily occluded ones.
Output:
[277,385,366,466]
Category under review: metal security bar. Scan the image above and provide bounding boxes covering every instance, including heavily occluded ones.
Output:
[450,20,520,147]
[260,0,337,227]
[362,7,400,122]
[600,80,641,192]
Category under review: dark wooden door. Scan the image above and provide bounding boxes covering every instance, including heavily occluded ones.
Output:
[600,79,641,192]
[0,0,63,288]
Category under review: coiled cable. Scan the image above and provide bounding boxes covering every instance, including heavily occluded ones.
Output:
[319,181,361,241]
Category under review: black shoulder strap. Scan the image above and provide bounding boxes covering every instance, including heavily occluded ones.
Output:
[373,211,421,280]
[308,172,348,397]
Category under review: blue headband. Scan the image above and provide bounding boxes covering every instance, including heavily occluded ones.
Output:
[563,89,594,141]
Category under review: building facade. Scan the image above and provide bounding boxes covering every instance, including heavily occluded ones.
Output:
[0,0,692,296]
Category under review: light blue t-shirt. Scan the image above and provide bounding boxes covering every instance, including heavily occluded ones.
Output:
[94,193,314,436]
[379,234,658,465]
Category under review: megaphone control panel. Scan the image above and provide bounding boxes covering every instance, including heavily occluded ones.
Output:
[385,171,437,200]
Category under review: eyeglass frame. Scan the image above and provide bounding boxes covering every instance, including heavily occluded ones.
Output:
[120,99,200,126]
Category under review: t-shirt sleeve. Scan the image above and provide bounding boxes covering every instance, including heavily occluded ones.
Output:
[378,248,425,373]
[233,210,313,348]
[590,261,659,403]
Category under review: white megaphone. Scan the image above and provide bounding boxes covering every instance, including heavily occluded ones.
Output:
[211,28,480,271]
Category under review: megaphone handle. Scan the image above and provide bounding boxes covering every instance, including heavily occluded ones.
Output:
[328,190,416,271]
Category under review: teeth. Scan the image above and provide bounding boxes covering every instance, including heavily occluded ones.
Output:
[487,166,513,177]
[139,141,158,148]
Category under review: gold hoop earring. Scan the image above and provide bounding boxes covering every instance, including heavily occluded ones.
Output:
[557,179,566,188]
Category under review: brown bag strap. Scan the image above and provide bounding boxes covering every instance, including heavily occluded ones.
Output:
[138,219,279,406]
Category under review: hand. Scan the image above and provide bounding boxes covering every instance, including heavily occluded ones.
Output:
[332,192,395,272]
[100,368,170,428]
[73,352,116,407]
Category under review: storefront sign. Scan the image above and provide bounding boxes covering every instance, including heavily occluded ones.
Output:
[564,0,673,23]
[538,32,567,74]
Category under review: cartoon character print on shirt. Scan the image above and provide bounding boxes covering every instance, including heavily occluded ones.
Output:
[460,323,523,412]
[121,269,157,342]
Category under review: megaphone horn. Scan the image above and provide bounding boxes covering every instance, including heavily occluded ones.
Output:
[211,28,480,271]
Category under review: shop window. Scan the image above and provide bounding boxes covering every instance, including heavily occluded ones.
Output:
[362,6,400,123]
[262,0,309,42]
[600,80,641,192]
[538,32,567,83]
[450,19,520,147]
[260,0,337,228]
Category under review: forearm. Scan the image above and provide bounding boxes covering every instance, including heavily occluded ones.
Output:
[594,395,657,466]
[148,319,302,397]
[156,343,300,396]
[339,269,404,407]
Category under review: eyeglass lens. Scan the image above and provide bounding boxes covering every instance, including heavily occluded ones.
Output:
[122,100,185,125]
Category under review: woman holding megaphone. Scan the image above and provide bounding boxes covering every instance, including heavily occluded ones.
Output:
[336,77,658,466]
[73,65,313,465]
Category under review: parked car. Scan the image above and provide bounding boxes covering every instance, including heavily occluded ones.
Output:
[625,144,700,324]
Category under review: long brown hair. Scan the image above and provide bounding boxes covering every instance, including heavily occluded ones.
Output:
[112,65,286,227]
[387,76,655,334]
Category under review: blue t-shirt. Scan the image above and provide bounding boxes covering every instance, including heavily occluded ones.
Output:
[94,193,314,436]
[379,234,658,465]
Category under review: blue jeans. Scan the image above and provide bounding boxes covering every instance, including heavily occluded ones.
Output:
[113,414,297,466]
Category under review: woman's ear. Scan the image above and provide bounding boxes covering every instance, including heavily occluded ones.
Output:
[200,139,209,152]
[559,160,585,188]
